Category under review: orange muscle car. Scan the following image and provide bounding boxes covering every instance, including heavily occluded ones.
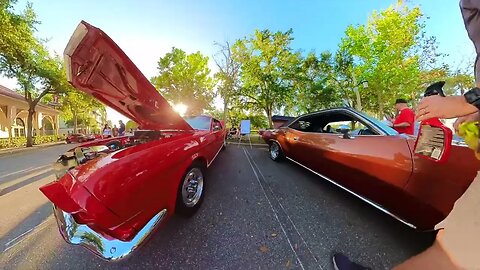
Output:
[262,107,480,230]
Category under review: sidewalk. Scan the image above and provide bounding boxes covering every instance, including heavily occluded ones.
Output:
[0,141,66,157]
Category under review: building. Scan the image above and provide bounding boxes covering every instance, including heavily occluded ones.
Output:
[0,85,59,138]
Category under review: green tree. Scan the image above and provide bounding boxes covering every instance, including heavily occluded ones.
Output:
[225,108,247,128]
[0,1,69,146]
[445,67,475,95]
[151,47,214,115]
[60,88,104,132]
[232,29,302,128]
[214,41,241,123]
[340,2,442,116]
[248,113,268,130]
[204,109,224,121]
[292,51,344,114]
[125,120,138,131]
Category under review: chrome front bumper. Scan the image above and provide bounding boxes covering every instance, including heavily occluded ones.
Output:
[53,206,167,261]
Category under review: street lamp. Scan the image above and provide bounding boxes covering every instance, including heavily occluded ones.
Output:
[359,80,368,88]
[353,79,368,111]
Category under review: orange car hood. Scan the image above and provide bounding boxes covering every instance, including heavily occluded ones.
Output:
[64,21,192,131]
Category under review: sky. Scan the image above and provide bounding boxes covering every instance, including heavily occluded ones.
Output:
[0,0,475,124]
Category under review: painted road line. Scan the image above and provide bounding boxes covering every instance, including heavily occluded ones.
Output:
[243,148,323,270]
[243,147,306,270]
[0,164,51,180]
[3,217,52,252]
[0,167,53,192]
[245,149,322,267]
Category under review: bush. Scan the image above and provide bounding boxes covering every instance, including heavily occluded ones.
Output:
[0,135,63,149]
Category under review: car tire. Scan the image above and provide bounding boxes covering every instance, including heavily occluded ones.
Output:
[269,141,284,161]
[176,162,205,217]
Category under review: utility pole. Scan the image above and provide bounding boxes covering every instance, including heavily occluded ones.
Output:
[351,74,368,112]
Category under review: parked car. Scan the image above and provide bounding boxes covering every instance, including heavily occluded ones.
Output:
[65,133,88,143]
[262,107,480,230]
[39,21,226,261]
[66,133,97,143]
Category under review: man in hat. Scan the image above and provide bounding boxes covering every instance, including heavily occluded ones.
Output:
[388,99,415,135]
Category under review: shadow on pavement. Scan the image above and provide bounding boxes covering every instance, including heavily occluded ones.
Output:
[0,202,53,250]
[0,171,53,197]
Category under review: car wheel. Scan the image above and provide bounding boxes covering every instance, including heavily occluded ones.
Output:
[269,142,284,161]
[176,162,205,216]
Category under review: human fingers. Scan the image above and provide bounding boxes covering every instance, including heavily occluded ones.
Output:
[454,117,465,133]
[416,111,434,122]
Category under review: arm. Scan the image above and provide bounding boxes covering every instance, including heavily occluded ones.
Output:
[393,122,411,128]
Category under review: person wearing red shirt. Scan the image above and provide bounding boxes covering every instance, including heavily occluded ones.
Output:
[389,99,415,135]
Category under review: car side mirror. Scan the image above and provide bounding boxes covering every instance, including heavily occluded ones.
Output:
[213,125,222,131]
[337,125,352,139]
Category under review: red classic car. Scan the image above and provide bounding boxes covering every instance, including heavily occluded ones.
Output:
[262,108,480,230]
[39,21,226,261]
[66,133,92,143]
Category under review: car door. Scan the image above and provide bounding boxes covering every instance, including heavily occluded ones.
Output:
[286,110,413,214]
[210,118,224,155]
[282,116,315,162]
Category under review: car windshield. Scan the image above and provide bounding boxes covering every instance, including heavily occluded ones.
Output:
[184,116,211,131]
[356,111,399,136]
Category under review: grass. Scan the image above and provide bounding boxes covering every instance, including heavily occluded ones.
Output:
[226,134,266,144]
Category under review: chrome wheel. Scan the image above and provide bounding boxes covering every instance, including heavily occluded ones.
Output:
[181,168,204,207]
[270,143,280,160]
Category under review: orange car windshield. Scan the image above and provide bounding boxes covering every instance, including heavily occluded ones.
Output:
[356,111,399,136]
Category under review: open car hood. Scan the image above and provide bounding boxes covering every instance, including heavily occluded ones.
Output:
[64,21,192,131]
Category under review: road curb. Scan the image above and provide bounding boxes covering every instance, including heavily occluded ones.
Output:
[0,141,67,157]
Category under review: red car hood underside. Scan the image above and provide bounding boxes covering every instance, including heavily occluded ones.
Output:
[64,21,192,131]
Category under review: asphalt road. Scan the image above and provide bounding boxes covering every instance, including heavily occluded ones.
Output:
[0,144,435,270]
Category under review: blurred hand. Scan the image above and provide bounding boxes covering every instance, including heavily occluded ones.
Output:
[454,112,480,133]
[416,95,478,122]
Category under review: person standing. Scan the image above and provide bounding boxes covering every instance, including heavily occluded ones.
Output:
[118,120,126,136]
[333,1,480,269]
[112,125,119,137]
[102,124,112,138]
[387,99,415,135]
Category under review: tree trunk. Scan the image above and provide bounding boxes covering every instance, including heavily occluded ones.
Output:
[351,74,362,111]
[354,88,362,111]
[378,92,384,117]
[74,112,78,133]
[266,107,273,129]
[26,106,35,147]
[223,97,228,123]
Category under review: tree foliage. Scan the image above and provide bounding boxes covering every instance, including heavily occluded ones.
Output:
[232,29,301,128]
[291,51,345,114]
[61,87,104,132]
[214,41,241,122]
[0,1,68,146]
[125,120,138,131]
[151,47,214,115]
[340,3,442,116]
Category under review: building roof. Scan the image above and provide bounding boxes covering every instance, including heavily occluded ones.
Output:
[271,115,295,122]
[0,84,58,111]
[0,84,25,100]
